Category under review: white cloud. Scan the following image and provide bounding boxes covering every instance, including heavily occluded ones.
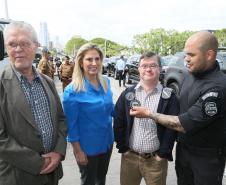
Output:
[1,0,226,46]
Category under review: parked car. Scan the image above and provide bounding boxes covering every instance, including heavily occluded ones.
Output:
[163,50,226,97]
[0,19,10,72]
[0,19,11,61]
[33,53,42,68]
[159,55,175,82]
[0,30,4,61]
[124,55,141,84]
[0,30,9,73]
[162,54,186,96]
[102,58,109,74]
[217,47,226,74]
[32,47,43,68]
[106,56,120,79]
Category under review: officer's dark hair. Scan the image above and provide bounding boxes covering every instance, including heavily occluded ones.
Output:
[65,56,70,60]
[139,51,161,67]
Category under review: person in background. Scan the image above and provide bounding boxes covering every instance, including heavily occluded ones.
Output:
[114,51,179,185]
[37,48,53,78]
[55,58,62,80]
[0,21,67,185]
[130,31,226,185]
[49,56,55,79]
[63,43,114,185]
[59,56,74,91]
[115,55,126,87]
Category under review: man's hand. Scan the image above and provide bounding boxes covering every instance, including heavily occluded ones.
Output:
[130,106,185,132]
[40,157,51,173]
[130,106,151,118]
[40,152,62,174]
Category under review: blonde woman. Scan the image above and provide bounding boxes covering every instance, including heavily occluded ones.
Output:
[63,43,114,185]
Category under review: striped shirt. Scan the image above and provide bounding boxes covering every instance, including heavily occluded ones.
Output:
[13,67,53,153]
[129,82,162,153]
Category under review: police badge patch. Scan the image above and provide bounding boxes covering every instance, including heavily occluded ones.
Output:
[130,99,141,108]
[125,92,135,101]
[204,102,218,116]
[125,92,141,108]
[201,91,220,117]
[161,87,173,99]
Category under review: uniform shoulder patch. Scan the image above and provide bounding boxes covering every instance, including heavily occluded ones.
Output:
[125,92,135,101]
[201,91,219,117]
[204,102,218,116]
[201,92,218,100]
[162,87,173,99]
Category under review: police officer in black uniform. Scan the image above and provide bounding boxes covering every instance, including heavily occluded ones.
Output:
[130,31,226,185]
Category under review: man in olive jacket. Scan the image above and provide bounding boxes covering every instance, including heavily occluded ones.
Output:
[0,21,67,185]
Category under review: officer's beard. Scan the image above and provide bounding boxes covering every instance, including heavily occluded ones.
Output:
[191,70,205,77]
[191,63,217,77]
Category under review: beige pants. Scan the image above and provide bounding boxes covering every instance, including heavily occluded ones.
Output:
[120,151,168,185]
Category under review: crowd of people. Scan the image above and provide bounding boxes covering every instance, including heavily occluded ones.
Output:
[0,20,226,185]
[35,48,74,92]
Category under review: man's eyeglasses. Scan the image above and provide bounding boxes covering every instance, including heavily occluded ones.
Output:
[139,64,159,69]
[6,42,33,50]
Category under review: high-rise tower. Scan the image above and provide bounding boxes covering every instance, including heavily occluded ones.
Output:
[39,22,49,48]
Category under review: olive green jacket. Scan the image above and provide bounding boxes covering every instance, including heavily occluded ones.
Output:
[0,64,67,185]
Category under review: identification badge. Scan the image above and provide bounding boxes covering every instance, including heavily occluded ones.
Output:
[130,99,141,108]
[125,92,141,108]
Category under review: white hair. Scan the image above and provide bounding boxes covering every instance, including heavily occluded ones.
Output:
[4,21,38,43]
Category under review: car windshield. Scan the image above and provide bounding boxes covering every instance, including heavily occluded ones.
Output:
[167,56,185,66]
[217,52,226,69]
[161,56,175,66]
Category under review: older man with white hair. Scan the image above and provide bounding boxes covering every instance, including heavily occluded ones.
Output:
[0,21,67,185]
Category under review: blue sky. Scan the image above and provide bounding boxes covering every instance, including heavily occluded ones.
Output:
[1,0,226,46]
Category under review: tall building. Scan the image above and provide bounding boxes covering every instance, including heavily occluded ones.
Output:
[53,36,63,51]
[39,22,49,48]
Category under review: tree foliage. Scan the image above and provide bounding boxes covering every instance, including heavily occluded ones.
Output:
[132,28,194,55]
[214,29,226,47]
[64,28,226,57]
[90,38,127,57]
[65,36,127,57]
[64,36,87,55]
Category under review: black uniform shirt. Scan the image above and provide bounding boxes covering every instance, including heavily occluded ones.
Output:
[178,63,226,148]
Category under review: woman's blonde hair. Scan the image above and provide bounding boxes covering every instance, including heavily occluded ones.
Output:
[72,43,108,93]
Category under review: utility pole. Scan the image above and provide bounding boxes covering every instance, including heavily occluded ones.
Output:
[104,39,107,58]
[73,44,77,57]
[4,0,9,19]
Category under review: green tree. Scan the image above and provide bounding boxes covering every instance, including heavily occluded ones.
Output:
[214,29,226,47]
[50,48,57,57]
[90,38,127,57]
[132,28,194,55]
[64,36,87,55]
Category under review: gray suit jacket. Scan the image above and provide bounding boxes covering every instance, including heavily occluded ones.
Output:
[0,64,67,185]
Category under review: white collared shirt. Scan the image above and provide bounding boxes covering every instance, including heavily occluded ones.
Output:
[115,59,126,71]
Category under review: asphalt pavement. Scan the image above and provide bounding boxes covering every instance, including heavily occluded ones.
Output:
[54,76,226,185]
